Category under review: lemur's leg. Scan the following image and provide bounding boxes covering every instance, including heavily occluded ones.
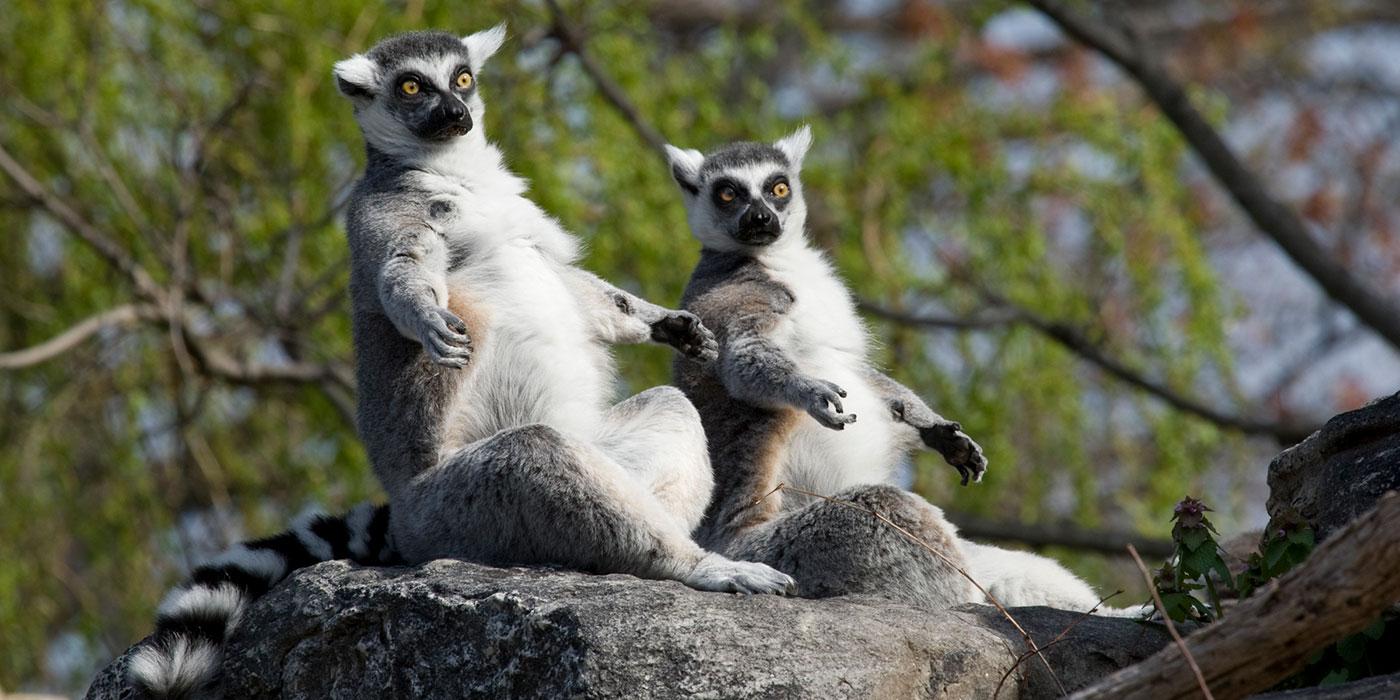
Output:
[726,484,978,609]
[865,369,987,485]
[593,386,712,533]
[378,223,473,367]
[390,423,796,595]
[563,268,717,360]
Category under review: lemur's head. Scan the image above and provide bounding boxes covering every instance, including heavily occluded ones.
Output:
[333,25,507,156]
[665,126,812,253]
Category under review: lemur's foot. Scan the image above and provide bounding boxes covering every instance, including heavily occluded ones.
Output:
[651,311,719,362]
[919,422,987,485]
[419,306,473,368]
[684,553,797,595]
[792,377,858,430]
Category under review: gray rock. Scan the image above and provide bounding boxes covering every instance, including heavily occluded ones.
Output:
[87,560,1171,699]
[1268,392,1400,541]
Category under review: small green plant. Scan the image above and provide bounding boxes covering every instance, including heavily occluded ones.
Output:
[1151,496,1398,690]
[1236,507,1314,599]
[1151,496,1233,622]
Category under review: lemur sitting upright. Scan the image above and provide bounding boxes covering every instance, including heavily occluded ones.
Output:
[666,128,1122,613]
[127,26,794,699]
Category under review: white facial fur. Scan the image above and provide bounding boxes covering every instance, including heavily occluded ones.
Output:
[332,25,507,161]
[666,126,813,254]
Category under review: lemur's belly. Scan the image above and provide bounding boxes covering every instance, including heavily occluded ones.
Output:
[781,352,903,500]
[439,242,611,453]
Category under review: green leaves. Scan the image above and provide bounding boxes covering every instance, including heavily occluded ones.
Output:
[1151,495,1231,623]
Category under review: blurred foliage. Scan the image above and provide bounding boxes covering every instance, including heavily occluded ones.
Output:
[0,0,1262,691]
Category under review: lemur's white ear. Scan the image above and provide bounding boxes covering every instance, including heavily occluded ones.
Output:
[664,144,705,195]
[774,125,813,169]
[462,23,508,71]
[333,54,379,100]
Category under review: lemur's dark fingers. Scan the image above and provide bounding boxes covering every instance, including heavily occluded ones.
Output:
[425,334,471,366]
[433,314,472,345]
[811,406,858,430]
[435,307,468,335]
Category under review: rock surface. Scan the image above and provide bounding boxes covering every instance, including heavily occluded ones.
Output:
[87,560,1171,699]
[1268,392,1400,541]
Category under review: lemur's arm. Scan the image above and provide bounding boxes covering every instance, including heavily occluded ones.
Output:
[865,370,988,485]
[377,222,473,367]
[699,281,857,431]
[563,267,718,361]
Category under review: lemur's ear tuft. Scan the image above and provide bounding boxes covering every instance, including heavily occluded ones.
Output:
[462,23,508,72]
[333,54,378,100]
[664,144,705,196]
[774,125,813,169]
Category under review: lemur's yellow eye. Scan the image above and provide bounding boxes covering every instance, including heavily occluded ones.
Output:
[718,187,736,203]
[400,79,420,95]
[772,182,790,198]
[456,72,473,90]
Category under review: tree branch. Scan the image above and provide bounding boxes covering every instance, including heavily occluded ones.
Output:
[544,0,669,157]
[861,297,1317,444]
[1026,0,1400,353]
[949,512,1175,560]
[0,143,166,304]
[1070,492,1400,699]
[0,304,165,370]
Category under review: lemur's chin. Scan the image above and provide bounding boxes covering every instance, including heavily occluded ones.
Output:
[423,124,472,142]
[732,230,780,246]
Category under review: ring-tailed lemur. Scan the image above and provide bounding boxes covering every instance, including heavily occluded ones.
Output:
[128,26,794,699]
[666,127,1127,613]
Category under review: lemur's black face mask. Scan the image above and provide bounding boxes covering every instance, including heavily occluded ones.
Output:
[710,173,792,246]
[389,65,476,142]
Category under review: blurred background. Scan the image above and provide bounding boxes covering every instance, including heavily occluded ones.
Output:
[3,0,1399,694]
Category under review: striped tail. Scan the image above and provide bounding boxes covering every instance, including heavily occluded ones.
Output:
[127,502,397,699]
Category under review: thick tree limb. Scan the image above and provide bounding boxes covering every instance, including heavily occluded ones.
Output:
[949,512,1174,560]
[0,304,165,370]
[1026,0,1400,354]
[1070,491,1400,700]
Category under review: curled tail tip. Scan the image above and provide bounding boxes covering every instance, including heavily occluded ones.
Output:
[128,634,222,699]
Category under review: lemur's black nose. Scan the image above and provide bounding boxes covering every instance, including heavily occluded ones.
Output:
[444,100,468,122]
[751,207,773,224]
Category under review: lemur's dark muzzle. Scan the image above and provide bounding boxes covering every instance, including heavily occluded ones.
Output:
[734,204,780,245]
[426,100,473,140]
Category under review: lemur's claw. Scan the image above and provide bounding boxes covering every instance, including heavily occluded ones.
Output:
[920,422,987,485]
[421,306,473,369]
[652,311,717,362]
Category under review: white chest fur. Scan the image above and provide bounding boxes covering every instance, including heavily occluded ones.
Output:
[417,168,610,453]
[760,243,903,498]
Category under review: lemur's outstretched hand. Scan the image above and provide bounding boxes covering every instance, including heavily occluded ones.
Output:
[418,306,473,368]
[919,422,986,486]
[789,376,858,430]
[650,311,719,362]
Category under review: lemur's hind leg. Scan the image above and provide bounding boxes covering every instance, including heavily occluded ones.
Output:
[391,423,794,594]
[726,485,978,609]
[593,386,713,533]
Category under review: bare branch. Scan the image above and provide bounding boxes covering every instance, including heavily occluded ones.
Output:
[544,0,669,157]
[0,143,167,304]
[1026,0,1400,353]
[1072,493,1400,699]
[1125,544,1214,700]
[857,300,1018,331]
[0,304,164,370]
[861,297,1318,444]
[949,512,1174,560]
